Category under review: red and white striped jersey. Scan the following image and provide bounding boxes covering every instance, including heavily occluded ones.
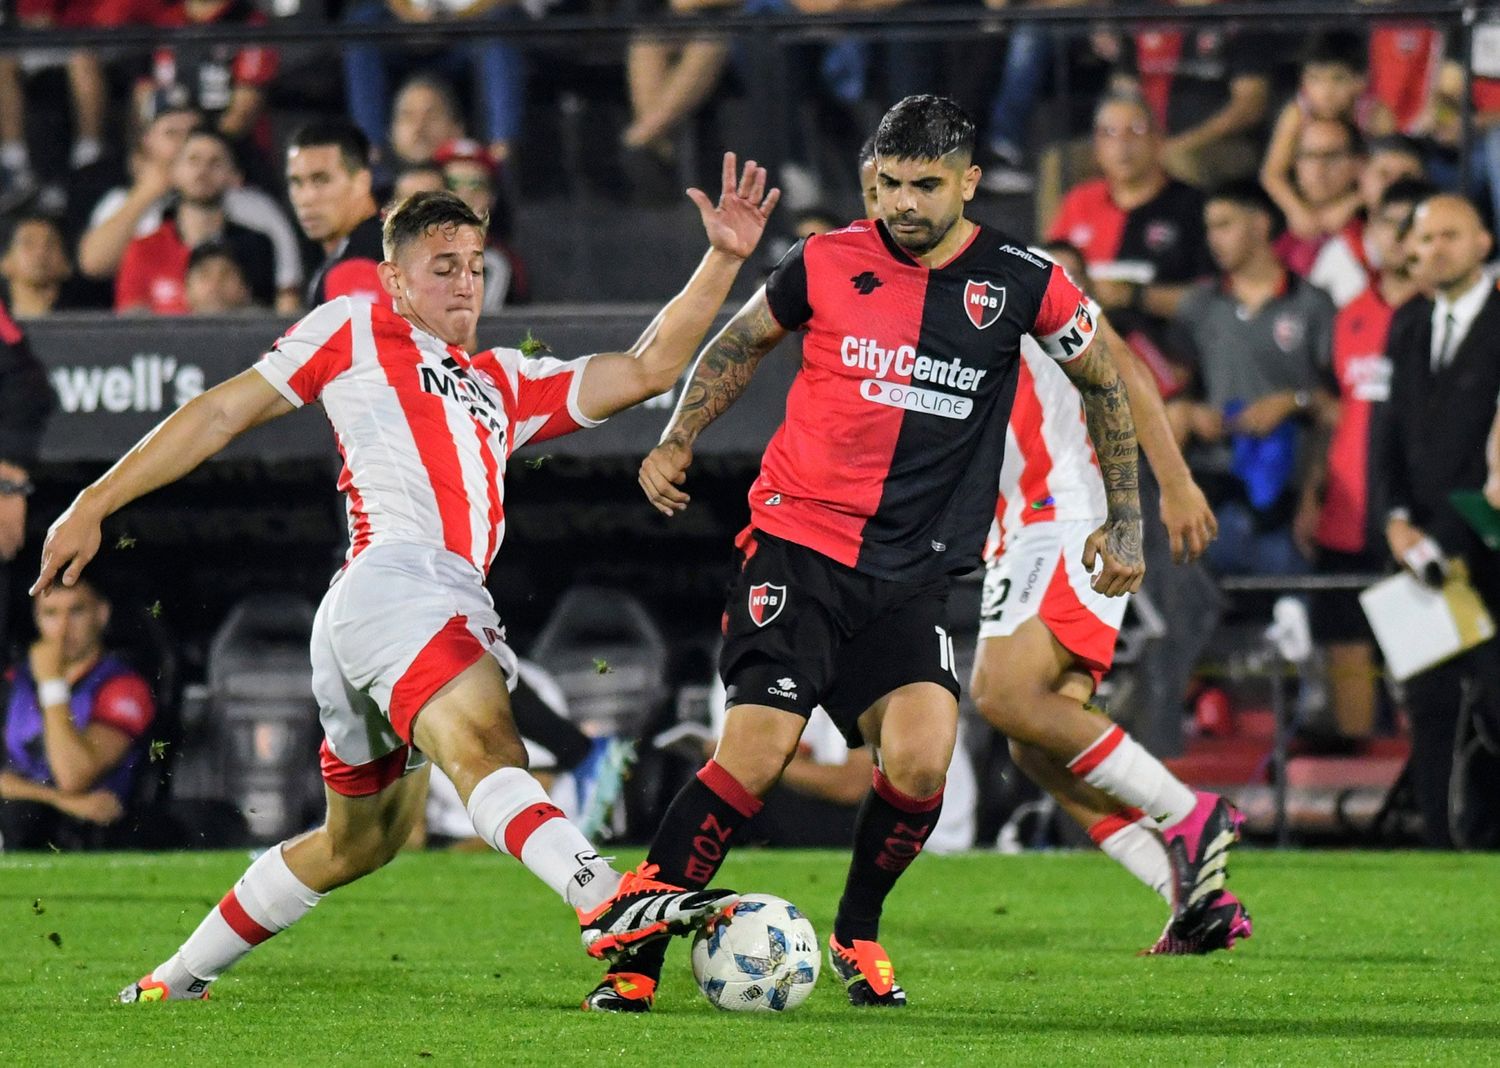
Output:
[984,336,1106,560]
[254,298,598,575]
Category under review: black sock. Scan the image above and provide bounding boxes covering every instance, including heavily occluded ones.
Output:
[833,768,944,946]
[609,760,762,981]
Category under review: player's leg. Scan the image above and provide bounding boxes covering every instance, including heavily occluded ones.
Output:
[122,765,431,1002]
[585,702,807,1012]
[824,681,956,1007]
[972,530,1242,928]
[409,654,738,960]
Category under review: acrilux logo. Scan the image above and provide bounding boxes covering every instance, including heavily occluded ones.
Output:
[963,279,1006,330]
[850,271,883,295]
[748,582,786,627]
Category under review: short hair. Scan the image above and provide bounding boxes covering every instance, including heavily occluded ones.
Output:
[1300,114,1364,157]
[1381,176,1436,213]
[397,160,444,184]
[288,119,371,175]
[395,73,463,126]
[1207,178,1284,235]
[1303,30,1368,75]
[873,95,975,163]
[1041,238,1086,265]
[181,127,238,165]
[186,239,244,277]
[382,189,488,261]
[858,136,877,170]
[1093,88,1156,131]
[3,211,63,250]
[1367,133,1425,164]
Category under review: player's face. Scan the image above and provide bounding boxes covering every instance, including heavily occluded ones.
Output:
[1204,201,1263,274]
[876,154,977,256]
[33,586,108,664]
[385,223,486,347]
[1408,197,1493,292]
[860,159,879,220]
[287,146,371,244]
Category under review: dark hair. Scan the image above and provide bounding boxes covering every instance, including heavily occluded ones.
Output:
[1041,238,1086,265]
[1367,133,1425,164]
[1093,88,1156,131]
[396,74,463,127]
[288,119,371,175]
[1207,178,1285,236]
[858,136,876,169]
[182,127,238,166]
[1303,30,1368,75]
[382,190,487,261]
[186,239,244,276]
[397,161,444,184]
[3,211,64,250]
[1381,177,1437,213]
[873,95,975,163]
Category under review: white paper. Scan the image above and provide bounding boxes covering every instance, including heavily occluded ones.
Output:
[1359,572,1495,681]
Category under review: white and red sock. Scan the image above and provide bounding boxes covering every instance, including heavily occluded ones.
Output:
[1068,725,1197,828]
[1088,807,1173,904]
[155,844,324,989]
[466,766,617,914]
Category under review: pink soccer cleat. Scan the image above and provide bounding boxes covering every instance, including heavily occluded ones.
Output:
[1161,790,1244,927]
[1142,890,1253,956]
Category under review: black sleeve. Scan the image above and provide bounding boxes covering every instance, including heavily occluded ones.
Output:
[0,307,56,468]
[764,237,812,330]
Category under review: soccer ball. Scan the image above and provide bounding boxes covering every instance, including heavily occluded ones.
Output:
[690,893,820,1012]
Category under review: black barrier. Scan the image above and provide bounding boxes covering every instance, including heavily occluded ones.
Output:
[26,310,799,464]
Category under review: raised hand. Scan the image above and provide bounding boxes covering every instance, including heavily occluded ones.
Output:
[687,152,781,262]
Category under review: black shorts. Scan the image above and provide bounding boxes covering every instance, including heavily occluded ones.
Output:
[1313,547,1384,644]
[719,528,960,748]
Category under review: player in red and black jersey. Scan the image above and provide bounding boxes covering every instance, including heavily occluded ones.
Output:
[587,96,1218,1014]
[287,120,388,309]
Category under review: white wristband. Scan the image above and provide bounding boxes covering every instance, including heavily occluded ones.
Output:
[36,679,71,708]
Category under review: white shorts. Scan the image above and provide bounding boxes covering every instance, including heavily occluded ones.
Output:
[977,519,1127,683]
[311,542,518,796]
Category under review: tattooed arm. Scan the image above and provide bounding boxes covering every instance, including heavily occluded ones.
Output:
[638,288,787,515]
[1059,324,1146,596]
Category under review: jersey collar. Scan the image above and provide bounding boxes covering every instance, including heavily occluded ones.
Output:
[875,218,985,271]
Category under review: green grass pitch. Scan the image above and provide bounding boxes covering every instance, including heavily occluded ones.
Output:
[3,848,1498,1065]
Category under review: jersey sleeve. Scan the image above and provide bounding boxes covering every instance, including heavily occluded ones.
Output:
[481,348,602,451]
[252,298,356,407]
[764,238,812,330]
[89,673,155,740]
[1030,263,1102,364]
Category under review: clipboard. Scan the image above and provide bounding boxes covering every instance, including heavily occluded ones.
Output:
[1450,490,1500,551]
[1360,569,1496,681]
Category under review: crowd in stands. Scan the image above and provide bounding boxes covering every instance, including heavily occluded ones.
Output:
[4,3,1500,850]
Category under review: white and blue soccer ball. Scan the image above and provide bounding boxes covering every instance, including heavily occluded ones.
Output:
[690,893,820,1013]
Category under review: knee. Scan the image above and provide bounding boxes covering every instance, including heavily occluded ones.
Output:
[972,672,1044,741]
[880,754,948,802]
[321,823,404,885]
[712,737,796,798]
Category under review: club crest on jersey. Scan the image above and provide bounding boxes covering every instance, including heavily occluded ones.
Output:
[748,583,787,627]
[963,280,1006,330]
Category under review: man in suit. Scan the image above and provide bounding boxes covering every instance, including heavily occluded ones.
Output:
[1381,193,1500,848]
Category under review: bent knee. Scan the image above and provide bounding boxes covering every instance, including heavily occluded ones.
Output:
[973,676,1050,740]
[881,759,948,802]
[323,826,405,883]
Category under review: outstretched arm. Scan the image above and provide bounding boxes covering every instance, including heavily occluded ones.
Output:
[577,153,779,421]
[1060,324,1145,596]
[638,288,787,515]
[31,370,292,593]
[1098,316,1216,562]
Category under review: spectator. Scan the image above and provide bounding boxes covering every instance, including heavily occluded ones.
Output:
[622,0,736,170]
[1295,178,1430,747]
[0,214,80,318]
[343,4,525,168]
[114,129,276,315]
[976,0,1092,196]
[78,105,302,310]
[0,0,120,204]
[858,135,877,219]
[0,296,54,660]
[392,161,445,204]
[1261,32,1396,250]
[1048,92,1213,393]
[287,120,387,308]
[1116,1,1272,187]
[1309,134,1426,308]
[1168,181,1334,576]
[389,76,466,170]
[0,578,156,851]
[138,0,279,178]
[1273,117,1363,277]
[434,137,528,309]
[183,241,255,315]
[1380,193,1500,848]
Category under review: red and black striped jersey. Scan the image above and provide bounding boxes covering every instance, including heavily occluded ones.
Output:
[754,219,1099,581]
[308,214,389,309]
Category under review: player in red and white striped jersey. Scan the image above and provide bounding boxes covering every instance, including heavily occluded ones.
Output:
[972,243,1252,955]
[33,155,782,1002]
